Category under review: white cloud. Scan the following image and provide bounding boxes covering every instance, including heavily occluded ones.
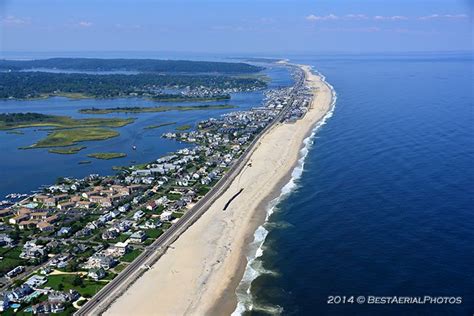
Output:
[306,14,339,22]
[306,14,407,22]
[306,12,469,24]
[318,26,381,33]
[1,15,30,26]
[374,15,408,21]
[78,21,93,27]
[419,14,468,20]
[345,14,368,20]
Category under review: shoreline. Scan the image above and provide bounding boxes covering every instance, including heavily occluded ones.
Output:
[104,65,334,316]
[229,70,337,315]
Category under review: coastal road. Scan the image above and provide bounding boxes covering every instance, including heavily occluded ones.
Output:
[75,64,305,316]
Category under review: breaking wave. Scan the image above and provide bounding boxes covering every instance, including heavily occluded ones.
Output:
[232,68,337,315]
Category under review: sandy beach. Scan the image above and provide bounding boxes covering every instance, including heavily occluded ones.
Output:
[105,65,333,316]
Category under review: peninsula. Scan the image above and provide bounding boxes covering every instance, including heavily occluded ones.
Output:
[0,62,332,316]
[78,104,235,115]
[95,64,332,315]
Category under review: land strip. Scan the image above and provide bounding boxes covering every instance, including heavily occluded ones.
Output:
[77,64,332,316]
[79,104,235,115]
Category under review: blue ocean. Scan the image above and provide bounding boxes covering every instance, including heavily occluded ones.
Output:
[235,52,474,316]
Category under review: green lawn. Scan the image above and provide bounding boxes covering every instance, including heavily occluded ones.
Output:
[121,249,142,263]
[43,274,105,297]
[146,228,164,239]
[25,127,120,148]
[167,192,182,201]
[87,152,127,160]
[176,124,192,131]
[48,146,86,154]
[144,122,177,129]
[108,233,130,244]
[79,104,235,115]
[0,247,26,275]
[113,262,128,273]
[0,113,134,130]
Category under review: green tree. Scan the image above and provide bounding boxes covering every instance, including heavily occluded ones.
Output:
[72,275,83,287]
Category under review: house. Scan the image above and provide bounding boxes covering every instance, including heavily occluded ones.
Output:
[0,294,9,312]
[6,266,25,279]
[0,234,13,246]
[71,243,89,255]
[75,200,93,209]
[33,194,51,204]
[129,231,147,243]
[0,208,13,218]
[46,240,60,251]
[89,196,112,208]
[85,254,117,270]
[110,210,120,218]
[70,196,82,203]
[25,275,47,288]
[45,214,59,224]
[32,302,65,314]
[30,211,49,220]
[177,179,189,187]
[109,194,124,203]
[57,227,71,237]
[9,214,30,225]
[160,211,173,222]
[7,284,33,302]
[146,201,156,211]
[118,203,130,213]
[19,220,38,230]
[201,176,212,185]
[43,198,57,207]
[56,201,75,211]
[98,213,113,224]
[156,196,169,205]
[116,220,132,232]
[88,267,106,281]
[144,220,157,229]
[110,185,130,196]
[48,289,80,304]
[102,229,119,240]
[37,221,54,232]
[20,242,46,260]
[106,242,130,257]
[40,266,52,275]
[133,210,145,221]
[49,255,70,269]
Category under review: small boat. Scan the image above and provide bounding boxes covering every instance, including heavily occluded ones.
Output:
[132,145,137,150]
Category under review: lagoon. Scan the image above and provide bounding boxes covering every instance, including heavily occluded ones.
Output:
[0,64,292,198]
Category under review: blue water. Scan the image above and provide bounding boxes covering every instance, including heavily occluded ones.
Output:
[0,65,293,198]
[246,53,474,316]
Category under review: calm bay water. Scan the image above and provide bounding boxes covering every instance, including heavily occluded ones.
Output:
[245,53,474,316]
[0,64,292,198]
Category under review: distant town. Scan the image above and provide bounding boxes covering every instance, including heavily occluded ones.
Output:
[0,63,312,314]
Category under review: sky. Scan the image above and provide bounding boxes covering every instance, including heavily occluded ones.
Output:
[0,0,472,55]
